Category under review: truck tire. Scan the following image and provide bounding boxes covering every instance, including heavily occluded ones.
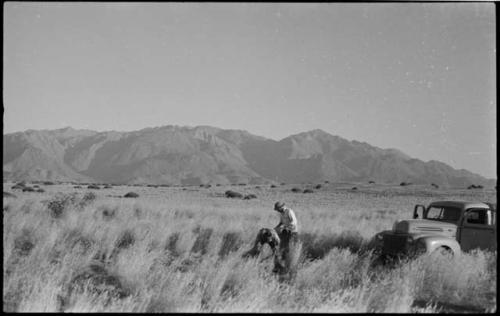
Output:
[432,246,454,259]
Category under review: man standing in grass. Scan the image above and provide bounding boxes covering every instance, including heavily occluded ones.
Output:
[273,201,299,274]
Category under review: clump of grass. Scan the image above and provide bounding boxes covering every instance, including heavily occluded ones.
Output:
[115,230,135,250]
[13,230,36,257]
[80,192,97,206]
[58,263,131,312]
[218,232,243,258]
[165,232,181,257]
[191,227,213,255]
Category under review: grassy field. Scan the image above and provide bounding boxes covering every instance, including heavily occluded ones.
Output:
[3,181,497,312]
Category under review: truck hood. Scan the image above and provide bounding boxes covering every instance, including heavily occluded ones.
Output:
[394,219,457,237]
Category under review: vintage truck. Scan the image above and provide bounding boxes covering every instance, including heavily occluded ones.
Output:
[373,200,497,258]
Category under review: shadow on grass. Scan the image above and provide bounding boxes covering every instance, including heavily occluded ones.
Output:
[299,230,366,261]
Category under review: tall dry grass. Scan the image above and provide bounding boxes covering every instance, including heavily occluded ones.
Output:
[3,183,497,312]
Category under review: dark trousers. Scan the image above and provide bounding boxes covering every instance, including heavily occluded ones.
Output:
[274,230,298,274]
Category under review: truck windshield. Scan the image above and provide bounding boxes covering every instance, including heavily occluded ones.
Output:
[425,206,461,223]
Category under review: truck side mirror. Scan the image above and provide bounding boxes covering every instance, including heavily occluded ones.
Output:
[414,205,425,219]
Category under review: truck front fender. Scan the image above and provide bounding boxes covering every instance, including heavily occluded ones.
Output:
[416,236,461,255]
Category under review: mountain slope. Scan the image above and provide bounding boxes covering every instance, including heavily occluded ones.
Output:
[3,126,495,187]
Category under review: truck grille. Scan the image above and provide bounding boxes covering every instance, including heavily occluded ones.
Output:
[383,234,407,254]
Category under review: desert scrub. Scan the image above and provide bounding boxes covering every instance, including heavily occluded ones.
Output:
[44,193,78,218]
[2,185,496,312]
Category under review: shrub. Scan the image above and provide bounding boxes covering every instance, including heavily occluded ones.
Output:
[45,193,78,218]
[36,188,45,193]
[351,187,358,191]
[291,187,301,193]
[467,184,483,189]
[124,192,139,198]
[43,181,55,185]
[81,192,97,205]
[238,183,247,186]
[431,183,439,188]
[243,194,257,200]
[303,189,314,194]
[73,185,82,189]
[87,184,100,190]
[101,206,117,220]
[270,185,277,188]
[22,187,35,192]
[369,181,375,184]
[11,185,24,190]
[315,184,322,189]
[324,180,329,184]
[225,190,243,198]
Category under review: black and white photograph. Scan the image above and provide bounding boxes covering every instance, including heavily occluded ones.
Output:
[3,2,496,313]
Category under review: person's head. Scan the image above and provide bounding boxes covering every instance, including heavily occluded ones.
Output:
[274,201,285,212]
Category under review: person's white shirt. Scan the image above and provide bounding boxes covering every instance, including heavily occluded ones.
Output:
[278,207,298,233]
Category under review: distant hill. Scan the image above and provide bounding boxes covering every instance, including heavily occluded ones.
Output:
[3,126,495,188]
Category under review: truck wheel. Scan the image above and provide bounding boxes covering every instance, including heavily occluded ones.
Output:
[432,247,453,259]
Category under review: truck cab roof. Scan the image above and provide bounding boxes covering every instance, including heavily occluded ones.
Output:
[429,200,495,211]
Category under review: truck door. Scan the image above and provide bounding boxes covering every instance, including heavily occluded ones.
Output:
[459,208,496,251]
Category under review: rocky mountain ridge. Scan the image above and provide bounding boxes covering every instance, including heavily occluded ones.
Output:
[3,126,495,188]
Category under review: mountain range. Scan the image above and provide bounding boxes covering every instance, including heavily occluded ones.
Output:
[3,126,495,188]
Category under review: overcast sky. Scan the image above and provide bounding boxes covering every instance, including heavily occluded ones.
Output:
[3,3,496,178]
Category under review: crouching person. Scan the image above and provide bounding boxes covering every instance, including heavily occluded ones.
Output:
[242,228,280,259]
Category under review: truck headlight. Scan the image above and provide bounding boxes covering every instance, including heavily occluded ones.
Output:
[376,234,384,241]
[407,236,414,243]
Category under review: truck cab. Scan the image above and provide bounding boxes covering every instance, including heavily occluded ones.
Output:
[374,201,497,257]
